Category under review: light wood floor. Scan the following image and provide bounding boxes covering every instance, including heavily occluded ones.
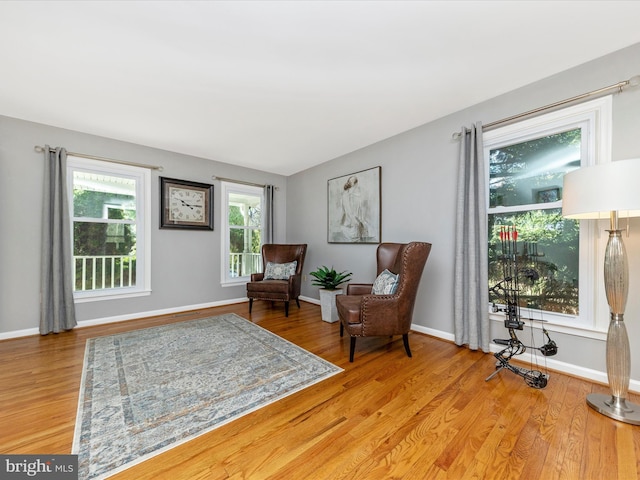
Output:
[1,301,639,479]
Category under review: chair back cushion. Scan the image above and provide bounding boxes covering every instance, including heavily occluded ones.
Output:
[261,244,307,275]
[393,242,431,324]
[376,243,404,275]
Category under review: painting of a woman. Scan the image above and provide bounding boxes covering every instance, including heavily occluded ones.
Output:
[328,167,380,243]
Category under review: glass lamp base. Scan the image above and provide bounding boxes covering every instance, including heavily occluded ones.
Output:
[587,393,640,425]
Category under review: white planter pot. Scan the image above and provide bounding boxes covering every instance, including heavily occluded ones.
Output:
[319,288,343,323]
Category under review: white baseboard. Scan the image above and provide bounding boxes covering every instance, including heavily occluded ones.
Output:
[0,298,249,341]
[302,302,638,392]
[0,326,42,340]
[76,298,249,329]
[410,322,640,394]
[299,295,320,305]
[6,298,637,394]
[411,323,456,342]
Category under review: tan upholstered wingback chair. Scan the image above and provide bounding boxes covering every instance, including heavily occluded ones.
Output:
[246,244,307,317]
[336,242,432,362]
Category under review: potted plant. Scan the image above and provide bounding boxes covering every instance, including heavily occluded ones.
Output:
[309,266,352,323]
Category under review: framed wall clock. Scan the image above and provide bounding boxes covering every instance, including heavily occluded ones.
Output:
[160,177,214,230]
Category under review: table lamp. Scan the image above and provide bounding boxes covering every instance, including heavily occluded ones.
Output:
[563,158,640,424]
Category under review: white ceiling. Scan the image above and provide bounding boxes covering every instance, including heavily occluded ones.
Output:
[2,1,640,176]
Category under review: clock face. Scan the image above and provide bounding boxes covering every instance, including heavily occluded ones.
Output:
[168,187,206,222]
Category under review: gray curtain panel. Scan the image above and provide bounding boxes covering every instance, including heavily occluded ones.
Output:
[41,145,77,334]
[454,123,490,352]
[263,184,274,244]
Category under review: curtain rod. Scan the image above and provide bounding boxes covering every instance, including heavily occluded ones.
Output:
[34,145,164,171]
[211,175,278,190]
[452,74,640,139]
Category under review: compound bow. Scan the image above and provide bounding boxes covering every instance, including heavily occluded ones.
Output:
[485,226,558,389]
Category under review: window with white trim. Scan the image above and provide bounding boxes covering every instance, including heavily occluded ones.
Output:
[484,97,612,333]
[67,156,151,300]
[221,182,264,285]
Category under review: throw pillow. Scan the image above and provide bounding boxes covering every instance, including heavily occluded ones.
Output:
[371,269,399,295]
[264,261,298,280]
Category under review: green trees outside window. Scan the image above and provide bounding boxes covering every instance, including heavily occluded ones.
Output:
[488,129,581,315]
[227,190,262,278]
[72,171,137,291]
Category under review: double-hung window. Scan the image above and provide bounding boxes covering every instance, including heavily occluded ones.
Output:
[67,156,151,300]
[221,182,264,285]
[484,97,612,333]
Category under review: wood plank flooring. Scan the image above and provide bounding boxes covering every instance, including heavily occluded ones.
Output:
[1,301,639,479]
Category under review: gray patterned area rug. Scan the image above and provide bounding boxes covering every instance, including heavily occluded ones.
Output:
[72,313,342,479]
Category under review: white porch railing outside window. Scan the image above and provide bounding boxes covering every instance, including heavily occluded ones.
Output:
[74,255,136,291]
[229,252,262,278]
[74,252,262,292]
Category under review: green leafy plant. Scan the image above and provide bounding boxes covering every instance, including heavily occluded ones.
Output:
[309,266,352,290]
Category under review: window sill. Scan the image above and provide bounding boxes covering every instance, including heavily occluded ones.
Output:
[221,279,249,288]
[489,312,607,341]
[74,289,152,303]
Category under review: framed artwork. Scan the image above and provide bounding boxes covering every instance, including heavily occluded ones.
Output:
[535,187,561,204]
[160,177,214,230]
[327,166,381,243]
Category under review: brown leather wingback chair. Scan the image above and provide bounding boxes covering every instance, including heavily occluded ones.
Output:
[336,242,432,362]
[246,244,307,317]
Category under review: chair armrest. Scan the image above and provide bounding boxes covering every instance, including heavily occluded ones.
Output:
[251,273,265,282]
[347,283,373,295]
[288,273,302,291]
[360,294,402,330]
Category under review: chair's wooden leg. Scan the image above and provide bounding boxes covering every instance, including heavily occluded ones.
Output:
[249,298,253,313]
[296,298,301,308]
[402,333,412,358]
[349,337,356,362]
[340,322,344,337]
[284,301,289,317]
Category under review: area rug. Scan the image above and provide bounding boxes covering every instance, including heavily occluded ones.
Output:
[72,313,342,479]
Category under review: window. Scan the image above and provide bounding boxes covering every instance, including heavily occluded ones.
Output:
[221,182,264,284]
[67,156,151,300]
[484,97,612,333]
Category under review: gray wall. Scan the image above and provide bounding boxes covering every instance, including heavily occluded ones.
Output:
[287,42,640,382]
[2,42,640,385]
[0,118,287,334]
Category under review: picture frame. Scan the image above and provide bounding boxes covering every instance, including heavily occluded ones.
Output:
[327,166,381,244]
[535,187,561,204]
[160,177,214,230]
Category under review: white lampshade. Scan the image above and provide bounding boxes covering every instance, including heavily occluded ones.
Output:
[562,158,640,219]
